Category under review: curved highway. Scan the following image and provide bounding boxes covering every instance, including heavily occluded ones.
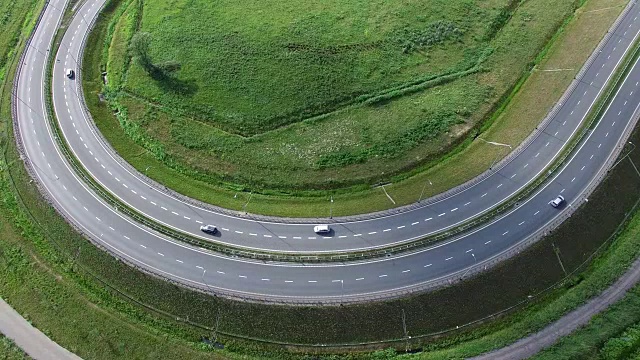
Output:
[45,0,640,255]
[13,0,640,303]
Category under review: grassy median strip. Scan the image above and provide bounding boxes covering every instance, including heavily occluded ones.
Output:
[85,0,626,217]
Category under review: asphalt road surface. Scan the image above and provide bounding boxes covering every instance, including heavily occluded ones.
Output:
[0,298,81,360]
[13,0,640,302]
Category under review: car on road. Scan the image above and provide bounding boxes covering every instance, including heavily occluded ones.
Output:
[66,69,74,79]
[549,195,565,208]
[314,225,331,234]
[200,224,217,234]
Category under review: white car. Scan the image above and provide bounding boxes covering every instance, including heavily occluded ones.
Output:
[66,68,74,79]
[549,195,565,208]
[200,224,217,234]
[313,225,331,234]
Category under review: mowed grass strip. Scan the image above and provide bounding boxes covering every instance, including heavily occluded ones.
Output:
[89,0,628,217]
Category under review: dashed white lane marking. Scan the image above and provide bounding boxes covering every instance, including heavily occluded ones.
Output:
[545,142,550,147]
[464,201,471,206]
[485,240,491,245]
[150,201,157,206]
[176,259,183,263]
[109,226,114,231]
[139,244,146,249]
[598,143,602,148]
[368,231,377,235]
[239,275,247,279]
[221,228,229,231]
[425,217,433,221]
[354,233,362,236]
[264,234,273,238]
[518,221,525,226]
[251,233,258,236]
[502,231,509,236]
[217,271,225,274]
[424,264,432,267]
[196,220,203,224]
[195,266,203,270]
[95,217,101,222]
[445,257,453,261]
[383,229,391,232]
[612,121,616,126]
[438,213,446,217]
[554,131,559,137]
[285,280,294,283]
[534,210,540,215]
[171,211,178,215]
[140,195,147,200]
[123,235,130,240]
[605,132,609,137]
[524,163,529,168]
[497,183,503,188]
[278,235,287,239]
[511,174,517,179]
[115,177,120,182]
[465,249,473,253]
[131,190,136,194]
[72,196,77,201]
[261,278,270,281]
[397,225,405,229]
[339,235,347,238]
[571,177,576,182]
[307,236,315,239]
[62,185,67,190]
[402,270,411,273]
[356,277,364,281]
[308,280,317,283]
[235,230,243,234]
[83,206,88,211]
[411,222,419,225]
[107,171,112,175]
[332,280,342,283]
[590,154,594,159]
[481,193,487,197]
[560,188,566,194]
[378,274,388,278]
[450,208,458,212]
[581,165,585,171]
[122,183,128,188]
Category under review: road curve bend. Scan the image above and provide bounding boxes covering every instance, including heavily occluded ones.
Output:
[12,0,640,303]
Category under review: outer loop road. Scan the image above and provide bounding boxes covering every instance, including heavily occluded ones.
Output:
[12,0,640,303]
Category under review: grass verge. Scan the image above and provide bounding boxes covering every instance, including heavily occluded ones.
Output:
[0,336,29,360]
[83,0,628,217]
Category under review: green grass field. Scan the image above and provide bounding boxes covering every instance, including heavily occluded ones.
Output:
[0,336,29,360]
[102,0,580,192]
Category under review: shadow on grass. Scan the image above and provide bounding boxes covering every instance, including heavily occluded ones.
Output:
[148,67,198,96]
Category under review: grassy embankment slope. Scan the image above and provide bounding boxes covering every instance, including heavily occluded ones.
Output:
[90,0,628,217]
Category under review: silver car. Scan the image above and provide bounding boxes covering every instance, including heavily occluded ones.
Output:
[200,224,217,234]
[549,195,565,208]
